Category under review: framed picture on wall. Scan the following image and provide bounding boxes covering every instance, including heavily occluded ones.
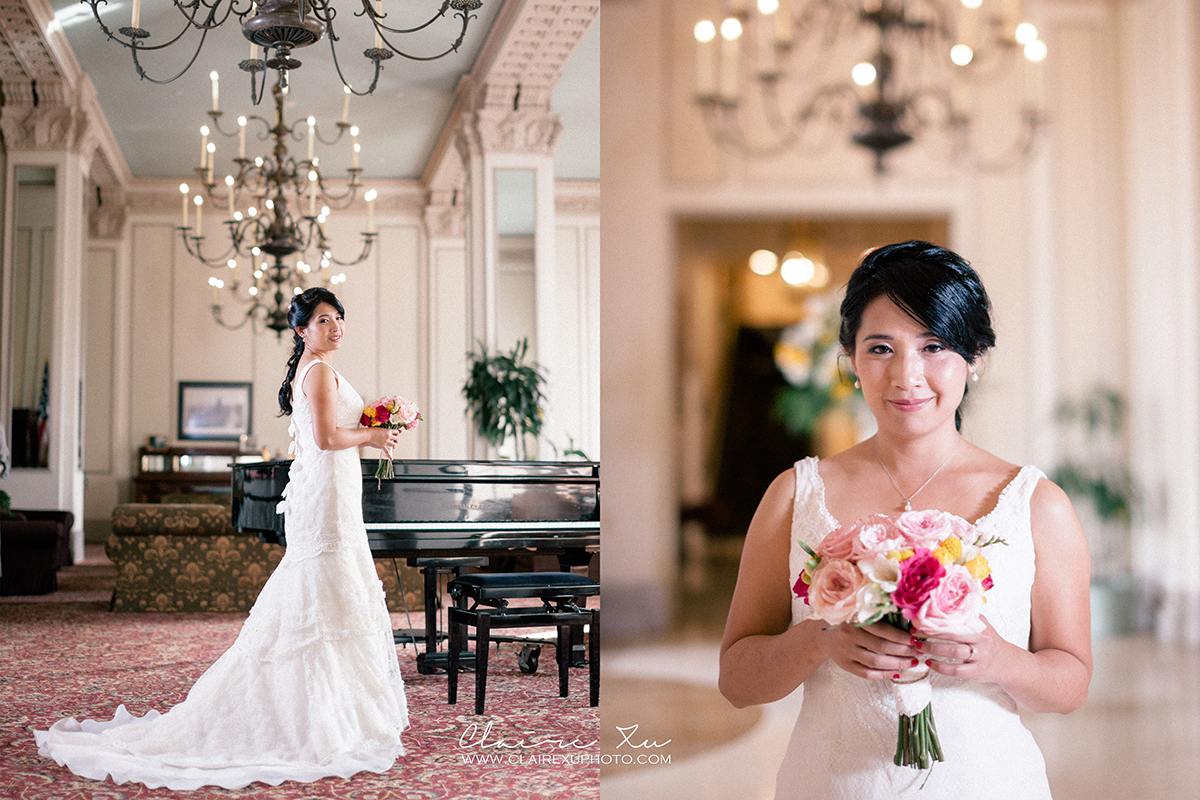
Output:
[178,382,253,441]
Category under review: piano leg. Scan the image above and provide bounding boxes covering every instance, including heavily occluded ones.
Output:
[557,552,594,667]
[589,608,600,707]
[422,565,438,666]
[475,612,491,715]
[411,558,487,674]
[557,625,570,697]
[448,608,460,705]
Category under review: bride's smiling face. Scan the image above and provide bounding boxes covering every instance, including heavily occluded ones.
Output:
[848,296,972,436]
[296,302,345,355]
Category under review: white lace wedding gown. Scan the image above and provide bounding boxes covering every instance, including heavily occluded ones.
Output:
[775,457,1052,799]
[34,360,408,790]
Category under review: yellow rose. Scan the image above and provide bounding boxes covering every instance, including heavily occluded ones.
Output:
[938,536,963,561]
[887,549,915,562]
[363,407,376,419]
[964,554,991,580]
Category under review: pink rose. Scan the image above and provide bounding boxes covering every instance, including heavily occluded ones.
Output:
[807,559,866,625]
[392,397,420,429]
[892,549,946,621]
[911,564,985,635]
[894,509,958,550]
[851,517,907,560]
[817,521,859,560]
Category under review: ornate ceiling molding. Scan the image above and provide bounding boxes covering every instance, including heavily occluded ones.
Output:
[0,0,132,237]
[423,0,598,192]
[0,0,65,83]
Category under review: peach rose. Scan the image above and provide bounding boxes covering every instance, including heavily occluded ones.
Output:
[807,559,867,626]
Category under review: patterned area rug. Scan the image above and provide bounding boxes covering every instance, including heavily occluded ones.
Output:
[0,602,598,799]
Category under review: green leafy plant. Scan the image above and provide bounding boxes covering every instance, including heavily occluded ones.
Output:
[462,338,547,460]
[1050,387,1137,524]
[0,490,11,517]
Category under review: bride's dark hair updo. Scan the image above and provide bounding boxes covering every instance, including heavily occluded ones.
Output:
[278,287,345,416]
[839,240,996,430]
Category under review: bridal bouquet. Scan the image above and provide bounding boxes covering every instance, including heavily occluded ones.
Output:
[360,395,421,485]
[792,509,1004,770]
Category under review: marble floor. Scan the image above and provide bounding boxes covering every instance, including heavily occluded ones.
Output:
[601,538,1200,800]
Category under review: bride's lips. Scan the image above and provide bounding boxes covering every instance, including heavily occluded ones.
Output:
[889,397,932,411]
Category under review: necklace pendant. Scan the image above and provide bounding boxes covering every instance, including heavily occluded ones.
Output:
[903,501,912,512]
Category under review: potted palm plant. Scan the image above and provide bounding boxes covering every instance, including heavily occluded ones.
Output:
[462,338,547,460]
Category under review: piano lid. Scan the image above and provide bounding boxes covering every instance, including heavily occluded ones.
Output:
[358,459,599,525]
[232,459,599,539]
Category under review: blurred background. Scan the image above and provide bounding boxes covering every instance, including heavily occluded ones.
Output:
[599,1,1200,798]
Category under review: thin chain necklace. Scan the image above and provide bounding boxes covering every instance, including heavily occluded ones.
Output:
[873,437,962,512]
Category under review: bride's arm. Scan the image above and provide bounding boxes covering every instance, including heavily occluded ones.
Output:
[923,479,1093,713]
[304,362,397,453]
[718,471,918,708]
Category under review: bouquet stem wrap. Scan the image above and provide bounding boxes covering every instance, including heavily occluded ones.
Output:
[890,662,943,769]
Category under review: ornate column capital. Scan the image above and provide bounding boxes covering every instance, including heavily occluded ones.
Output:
[0,79,91,154]
[424,187,466,239]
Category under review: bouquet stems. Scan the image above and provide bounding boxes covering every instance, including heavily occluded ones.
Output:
[374,455,394,489]
[894,703,943,769]
[884,612,944,770]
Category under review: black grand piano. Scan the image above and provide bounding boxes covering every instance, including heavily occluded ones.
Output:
[232,459,599,671]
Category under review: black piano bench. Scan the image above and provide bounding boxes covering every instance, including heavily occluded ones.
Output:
[447,572,600,715]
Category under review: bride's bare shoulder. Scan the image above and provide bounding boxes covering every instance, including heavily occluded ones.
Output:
[816,440,876,483]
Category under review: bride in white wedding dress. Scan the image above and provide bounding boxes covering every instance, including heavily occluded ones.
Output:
[719,242,1092,798]
[35,288,409,790]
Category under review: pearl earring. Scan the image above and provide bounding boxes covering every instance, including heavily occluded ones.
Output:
[854,378,861,389]
[970,371,979,383]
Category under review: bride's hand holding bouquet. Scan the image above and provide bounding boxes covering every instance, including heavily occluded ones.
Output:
[795,508,1005,770]
[360,395,421,485]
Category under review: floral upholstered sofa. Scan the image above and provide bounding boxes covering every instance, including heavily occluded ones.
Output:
[107,503,422,613]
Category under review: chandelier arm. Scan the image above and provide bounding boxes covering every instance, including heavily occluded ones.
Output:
[181,227,241,266]
[205,110,244,139]
[374,34,466,62]
[92,14,196,53]
[964,109,1047,174]
[702,83,855,161]
[211,303,259,331]
[908,87,955,130]
[314,181,361,208]
[325,40,385,97]
[370,3,475,62]
[168,0,256,32]
[127,34,211,85]
[323,234,376,267]
[358,0,451,35]
[313,124,350,148]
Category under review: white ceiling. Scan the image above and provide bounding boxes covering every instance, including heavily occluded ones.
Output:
[38,0,598,181]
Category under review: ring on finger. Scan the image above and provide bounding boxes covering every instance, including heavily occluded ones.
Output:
[966,644,976,662]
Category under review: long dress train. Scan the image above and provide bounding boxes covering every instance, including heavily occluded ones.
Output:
[34,359,408,790]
